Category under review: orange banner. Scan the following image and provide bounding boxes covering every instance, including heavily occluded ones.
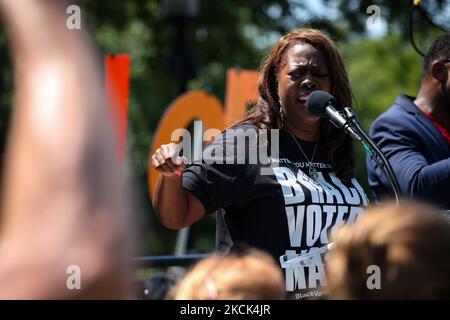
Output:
[105,54,132,164]
[148,68,260,198]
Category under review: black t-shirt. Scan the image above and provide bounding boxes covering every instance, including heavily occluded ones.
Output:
[182,124,369,299]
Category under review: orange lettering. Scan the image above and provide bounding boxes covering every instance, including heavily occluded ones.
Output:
[105,54,131,164]
[148,68,260,198]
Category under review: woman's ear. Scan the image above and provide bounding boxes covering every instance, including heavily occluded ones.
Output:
[431,60,448,83]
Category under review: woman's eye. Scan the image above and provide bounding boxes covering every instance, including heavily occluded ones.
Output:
[289,70,329,80]
[289,73,303,80]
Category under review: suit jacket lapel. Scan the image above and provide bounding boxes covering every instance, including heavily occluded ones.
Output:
[415,111,450,152]
[396,94,450,156]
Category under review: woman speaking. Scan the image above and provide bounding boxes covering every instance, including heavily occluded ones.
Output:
[151,28,369,299]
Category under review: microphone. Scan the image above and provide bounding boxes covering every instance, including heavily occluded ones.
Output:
[306,90,401,204]
[306,90,361,141]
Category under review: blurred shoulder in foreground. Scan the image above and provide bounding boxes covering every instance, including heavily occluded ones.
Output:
[327,201,450,299]
[0,0,133,299]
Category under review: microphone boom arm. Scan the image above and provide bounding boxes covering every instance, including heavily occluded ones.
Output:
[342,107,401,204]
[306,90,401,204]
[324,103,362,142]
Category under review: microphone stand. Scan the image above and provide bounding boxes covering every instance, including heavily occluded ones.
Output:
[341,107,401,205]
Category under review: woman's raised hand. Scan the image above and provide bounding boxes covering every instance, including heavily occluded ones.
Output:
[151,143,187,177]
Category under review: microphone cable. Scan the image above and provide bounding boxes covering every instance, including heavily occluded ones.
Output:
[409,0,448,57]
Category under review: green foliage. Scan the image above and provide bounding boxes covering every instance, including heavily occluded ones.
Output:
[0,0,448,256]
[82,0,303,256]
[341,35,424,197]
[324,0,448,37]
[344,35,423,127]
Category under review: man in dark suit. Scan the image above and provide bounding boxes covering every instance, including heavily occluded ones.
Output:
[367,32,450,209]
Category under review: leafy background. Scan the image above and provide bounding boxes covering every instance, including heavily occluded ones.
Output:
[0,0,448,259]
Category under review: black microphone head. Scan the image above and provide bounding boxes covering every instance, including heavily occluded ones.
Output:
[306,90,337,118]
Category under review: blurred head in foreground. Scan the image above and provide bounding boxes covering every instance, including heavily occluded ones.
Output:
[326,201,450,299]
[173,247,285,300]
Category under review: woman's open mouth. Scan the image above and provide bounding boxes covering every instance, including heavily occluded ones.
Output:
[298,89,315,100]
[296,93,311,107]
